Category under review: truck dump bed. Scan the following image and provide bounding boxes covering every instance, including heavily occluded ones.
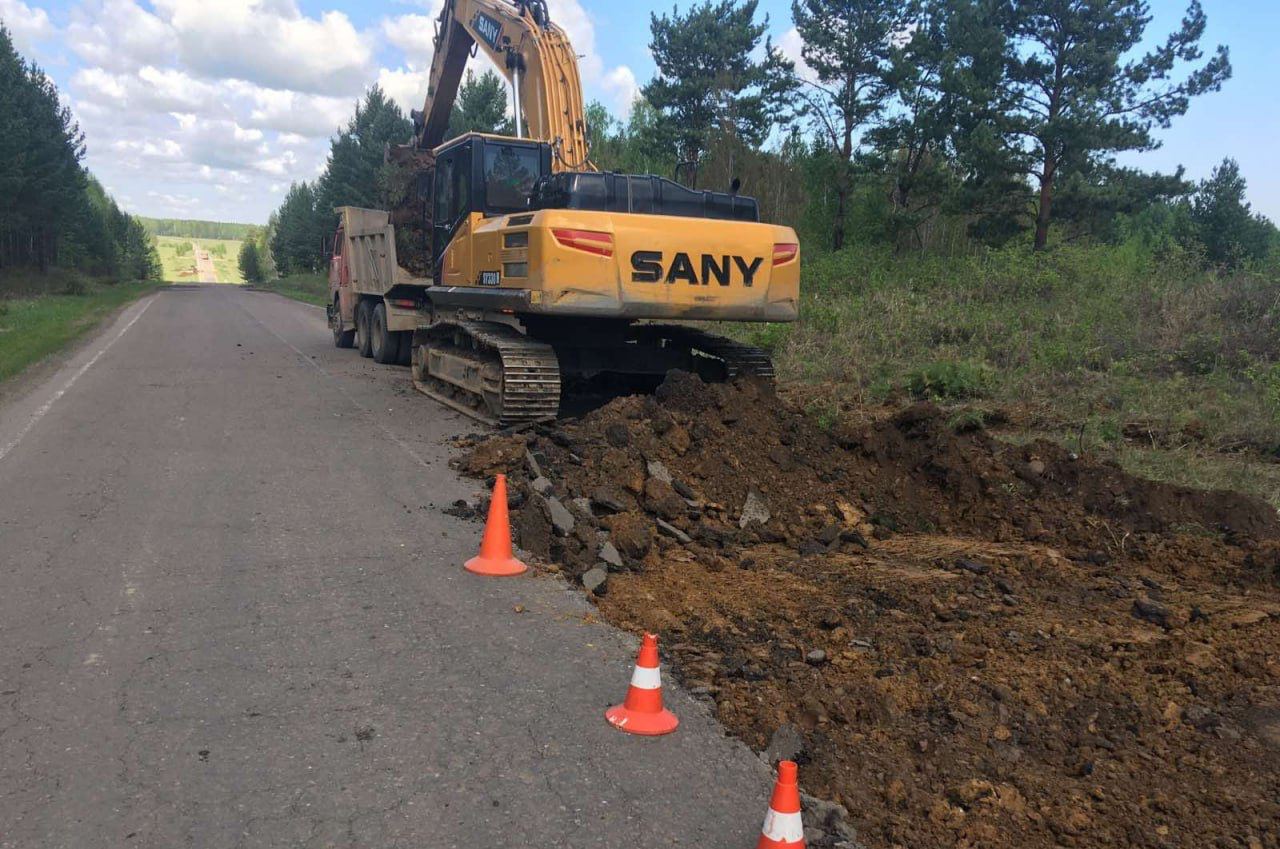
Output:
[337,207,429,297]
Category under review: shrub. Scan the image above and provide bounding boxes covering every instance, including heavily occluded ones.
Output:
[905,360,991,400]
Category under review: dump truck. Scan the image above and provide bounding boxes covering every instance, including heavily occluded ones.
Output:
[326,0,800,425]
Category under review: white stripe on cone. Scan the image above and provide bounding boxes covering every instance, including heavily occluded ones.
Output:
[761,809,804,843]
[629,664,662,690]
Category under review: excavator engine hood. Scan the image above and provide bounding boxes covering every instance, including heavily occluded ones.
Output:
[530,171,760,223]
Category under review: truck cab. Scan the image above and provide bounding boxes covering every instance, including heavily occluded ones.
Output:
[326,227,356,348]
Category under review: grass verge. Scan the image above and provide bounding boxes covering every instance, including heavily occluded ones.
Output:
[723,242,1280,508]
[253,273,329,307]
[0,278,158,384]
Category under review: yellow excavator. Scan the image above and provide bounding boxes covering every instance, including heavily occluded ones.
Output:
[327,0,799,425]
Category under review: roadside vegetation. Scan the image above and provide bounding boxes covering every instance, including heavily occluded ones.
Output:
[154,236,195,282]
[736,240,1280,507]
[0,25,159,385]
[0,26,159,283]
[251,273,328,307]
[0,276,156,384]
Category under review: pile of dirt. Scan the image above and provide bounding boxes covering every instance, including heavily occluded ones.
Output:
[459,372,1280,849]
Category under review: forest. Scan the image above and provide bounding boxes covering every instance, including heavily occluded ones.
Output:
[264,0,1277,277]
[0,26,159,285]
[140,218,256,241]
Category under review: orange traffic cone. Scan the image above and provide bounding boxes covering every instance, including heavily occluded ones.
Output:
[464,474,528,577]
[605,633,678,736]
[756,760,805,848]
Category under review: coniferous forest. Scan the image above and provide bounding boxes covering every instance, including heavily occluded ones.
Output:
[0,25,159,283]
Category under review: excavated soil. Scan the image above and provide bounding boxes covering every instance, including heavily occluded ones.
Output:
[458,373,1280,849]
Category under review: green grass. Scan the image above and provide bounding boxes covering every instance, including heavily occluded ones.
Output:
[0,277,157,384]
[155,235,245,284]
[723,241,1280,507]
[155,235,197,282]
[254,273,329,306]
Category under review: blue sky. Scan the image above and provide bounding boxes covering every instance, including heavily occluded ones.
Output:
[4,0,1276,224]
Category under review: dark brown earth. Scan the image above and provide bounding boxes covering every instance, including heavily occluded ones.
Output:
[459,372,1280,849]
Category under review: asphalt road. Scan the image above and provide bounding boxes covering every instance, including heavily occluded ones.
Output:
[0,286,773,848]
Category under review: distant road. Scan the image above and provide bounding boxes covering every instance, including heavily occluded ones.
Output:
[193,241,218,283]
[0,285,768,848]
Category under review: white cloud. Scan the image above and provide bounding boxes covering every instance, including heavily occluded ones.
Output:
[52,0,370,220]
[602,65,639,117]
[777,27,816,83]
[66,0,174,73]
[0,0,55,52]
[109,137,184,163]
[152,0,373,95]
[377,66,430,116]
[381,12,439,59]
[232,82,353,137]
[145,189,202,211]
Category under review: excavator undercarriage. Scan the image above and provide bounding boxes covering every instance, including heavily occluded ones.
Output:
[408,319,773,427]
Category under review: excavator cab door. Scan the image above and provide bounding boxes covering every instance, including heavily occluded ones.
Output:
[432,140,474,280]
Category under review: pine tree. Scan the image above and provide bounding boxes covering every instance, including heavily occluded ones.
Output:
[318,86,413,212]
[791,0,916,249]
[0,25,158,280]
[1190,158,1275,267]
[644,0,793,188]
[238,239,264,283]
[997,0,1231,249]
[448,70,515,138]
[0,25,30,264]
[270,182,323,275]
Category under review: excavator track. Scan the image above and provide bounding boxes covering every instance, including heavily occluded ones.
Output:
[412,321,561,427]
[628,324,776,380]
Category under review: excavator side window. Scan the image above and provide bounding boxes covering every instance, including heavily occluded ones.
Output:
[432,141,474,268]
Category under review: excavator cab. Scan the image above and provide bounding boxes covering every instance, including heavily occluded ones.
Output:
[429,135,552,271]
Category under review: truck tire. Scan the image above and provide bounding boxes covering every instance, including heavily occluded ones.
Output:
[332,298,356,349]
[396,331,412,366]
[371,302,400,364]
[357,299,374,358]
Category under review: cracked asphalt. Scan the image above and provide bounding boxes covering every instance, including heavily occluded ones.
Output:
[0,286,772,848]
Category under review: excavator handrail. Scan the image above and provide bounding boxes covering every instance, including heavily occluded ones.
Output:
[414,0,595,173]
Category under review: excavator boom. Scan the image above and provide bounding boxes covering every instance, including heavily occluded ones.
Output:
[415,0,592,171]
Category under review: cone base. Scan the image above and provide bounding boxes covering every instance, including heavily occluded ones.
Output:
[464,554,528,577]
[605,704,679,736]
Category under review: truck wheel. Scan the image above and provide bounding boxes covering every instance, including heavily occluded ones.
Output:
[332,298,356,349]
[396,331,412,366]
[371,302,399,364]
[357,300,374,358]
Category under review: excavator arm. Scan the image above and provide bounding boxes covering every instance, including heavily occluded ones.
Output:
[414,0,593,171]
